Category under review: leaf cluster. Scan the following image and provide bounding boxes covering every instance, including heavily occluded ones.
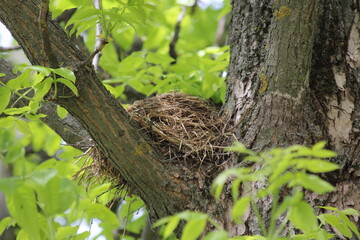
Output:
[155,142,360,240]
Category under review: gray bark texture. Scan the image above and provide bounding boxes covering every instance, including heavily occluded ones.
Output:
[0,0,359,237]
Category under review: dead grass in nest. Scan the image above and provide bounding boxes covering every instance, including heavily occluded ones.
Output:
[76,92,234,187]
[74,146,128,195]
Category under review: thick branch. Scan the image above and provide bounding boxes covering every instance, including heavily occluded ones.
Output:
[0,0,200,219]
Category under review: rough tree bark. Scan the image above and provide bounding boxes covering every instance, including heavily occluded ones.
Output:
[224,0,360,235]
[0,0,359,237]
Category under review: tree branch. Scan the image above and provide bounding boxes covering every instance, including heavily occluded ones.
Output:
[38,0,59,68]
[0,58,91,150]
[0,0,203,220]
[92,0,102,71]
[169,6,186,63]
[0,46,21,51]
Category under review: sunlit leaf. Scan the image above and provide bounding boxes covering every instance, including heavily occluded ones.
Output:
[0,217,16,236]
[293,172,335,194]
[57,105,68,119]
[0,87,11,114]
[289,201,318,234]
[56,78,78,96]
[163,216,180,238]
[231,196,250,223]
[4,106,31,115]
[180,217,207,240]
[203,230,228,240]
[52,67,76,82]
[321,214,352,238]
[295,159,339,173]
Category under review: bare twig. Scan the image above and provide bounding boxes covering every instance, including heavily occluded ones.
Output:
[169,6,186,63]
[93,0,103,72]
[80,38,108,68]
[215,15,227,47]
[38,0,59,68]
[0,46,21,51]
[54,8,76,24]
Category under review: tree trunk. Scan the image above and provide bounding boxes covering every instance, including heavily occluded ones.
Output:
[225,0,360,235]
[0,0,360,237]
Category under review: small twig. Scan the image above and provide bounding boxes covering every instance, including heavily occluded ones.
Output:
[54,8,76,24]
[215,15,227,46]
[79,38,109,68]
[93,0,103,72]
[38,0,59,68]
[169,6,186,63]
[0,46,21,51]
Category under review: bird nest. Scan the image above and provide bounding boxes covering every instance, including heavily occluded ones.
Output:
[127,92,231,166]
[76,93,233,188]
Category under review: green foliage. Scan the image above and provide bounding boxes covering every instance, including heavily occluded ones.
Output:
[155,142,359,240]
[0,64,77,120]
[50,0,229,103]
[0,118,129,239]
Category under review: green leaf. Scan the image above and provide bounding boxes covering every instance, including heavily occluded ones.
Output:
[181,217,207,240]
[56,78,79,96]
[0,177,22,196]
[231,196,251,223]
[312,141,327,150]
[339,212,360,238]
[4,144,25,163]
[163,216,180,238]
[295,159,339,173]
[73,231,90,240]
[153,216,171,228]
[57,105,68,119]
[7,69,32,88]
[225,142,256,156]
[294,172,335,194]
[85,203,119,225]
[289,201,318,234]
[7,185,40,239]
[0,87,11,114]
[15,118,32,135]
[231,178,242,201]
[268,172,293,194]
[51,67,76,82]
[4,106,31,115]
[34,77,53,102]
[339,208,360,216]
[146,52,174,68]
[28,65,52,75]
[55,226,79,240]
[0,217,16,236]
[35,177,77,216]
[312,149,337,158]
[321,214,352,238]
[31,169,58,186]
[0,128,14,151]
[203,230,228,240]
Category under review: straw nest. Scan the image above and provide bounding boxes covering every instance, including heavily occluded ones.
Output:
[127,92,231,166]
[76,92,232,187]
